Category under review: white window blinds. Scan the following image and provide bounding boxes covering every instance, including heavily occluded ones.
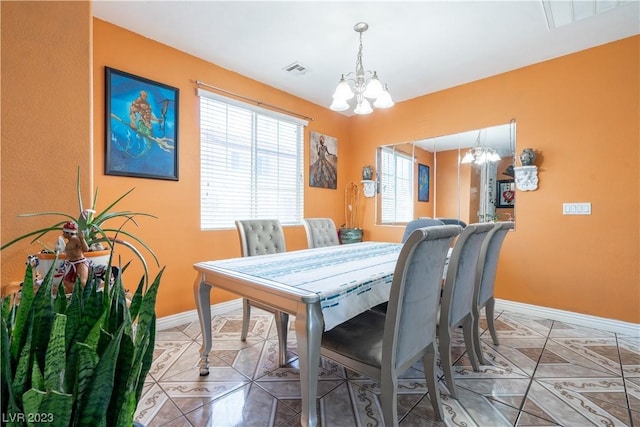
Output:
[199,89,305,229]
[379,146,414,224]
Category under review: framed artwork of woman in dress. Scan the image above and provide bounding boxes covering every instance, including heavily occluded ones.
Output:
[309,131,338,189]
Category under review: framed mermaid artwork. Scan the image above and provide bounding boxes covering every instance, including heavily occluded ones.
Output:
[105,67,179,180]
[418,163,430,202]
[309,131,338,189]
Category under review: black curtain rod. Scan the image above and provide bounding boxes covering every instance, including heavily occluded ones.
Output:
[195,80,314,122]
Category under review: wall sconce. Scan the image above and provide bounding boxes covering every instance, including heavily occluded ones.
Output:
[513,148,539,191]
[361,165,376,198]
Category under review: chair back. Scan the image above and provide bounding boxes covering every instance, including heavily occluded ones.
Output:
[475,221,513,307]
[235,219,286,257]
[436,217,468,228]
[384,225,462,371]
[401,218,445,243]
[302,218,339,248]
[441,222,494,327]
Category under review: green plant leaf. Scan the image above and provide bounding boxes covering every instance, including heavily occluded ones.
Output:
[76,326,124,426]
[0,221,69,250]
[106,272,128,336]
[54,283,67,314]
[134,268,164,348]
[134,314,156,405]
[10,264,35,362]
[72,342,98,424]
[30,264,56,373]
[23,387,45,421]
[11,318,34,409]
[108,330,134,426]
[127,276,145,320]
[44,314,67,393]
[23,387,73,427]
[2,316,20,416]
[31,359,43,391]
[36,389,73,427]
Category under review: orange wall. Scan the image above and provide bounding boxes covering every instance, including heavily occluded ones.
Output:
[91,20,350,316]
[1,2,93,285]
[350,36,639,323]
[2,3,638,323]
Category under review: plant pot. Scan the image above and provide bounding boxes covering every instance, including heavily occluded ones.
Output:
[35,249,111,285]
[339,227,363,244]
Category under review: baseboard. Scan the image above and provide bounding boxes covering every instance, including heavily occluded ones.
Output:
[495,299,639,336]
[156,297,639,337]
[156,298,242,330]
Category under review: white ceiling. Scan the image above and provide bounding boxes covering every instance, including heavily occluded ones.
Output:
[93,1,638,151]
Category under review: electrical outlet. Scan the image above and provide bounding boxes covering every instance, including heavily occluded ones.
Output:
[563,203,591,215]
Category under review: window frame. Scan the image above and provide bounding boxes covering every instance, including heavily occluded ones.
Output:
[199,89,307,230]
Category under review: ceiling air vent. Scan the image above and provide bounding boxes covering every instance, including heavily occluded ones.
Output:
[283,62,308,76]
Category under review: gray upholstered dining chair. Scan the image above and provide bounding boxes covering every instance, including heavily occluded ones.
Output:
[321,225,462,426]
[438,222,494,399]
[472,221,514,364]
[436,217,468,228]
[302,218,340,248]
[235,219,289,366]
[401,218,444,242]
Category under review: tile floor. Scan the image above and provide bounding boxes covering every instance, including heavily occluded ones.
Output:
[135,308,640,426]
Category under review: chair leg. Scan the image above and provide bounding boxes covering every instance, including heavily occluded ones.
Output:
[462,315,479,372]
[486,298,500,346]
[423,343,443,421]
[274,310,289,367]
[241,298,251,341]
[439,328,457,399]
[472,307,487,365]
[380,368,399,427]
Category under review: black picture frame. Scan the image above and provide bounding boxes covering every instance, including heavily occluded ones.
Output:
[105,67,179,180]
[496,179,515,208]
[418,163,430,202]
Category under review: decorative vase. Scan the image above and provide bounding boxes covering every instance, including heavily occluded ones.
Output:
[362,165,373,181]
[519,148,537,166]
[339,227,363,244]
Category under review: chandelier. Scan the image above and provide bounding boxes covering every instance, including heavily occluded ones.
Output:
[330,22,394,115]
[461,130,501,165]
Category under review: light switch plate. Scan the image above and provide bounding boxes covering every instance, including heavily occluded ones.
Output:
[563,202,591,215]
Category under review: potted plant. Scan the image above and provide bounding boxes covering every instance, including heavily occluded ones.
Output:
[1,167,158,285]
[1,243,164,426]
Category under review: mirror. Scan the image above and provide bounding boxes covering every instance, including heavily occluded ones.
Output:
[376,121,516,226]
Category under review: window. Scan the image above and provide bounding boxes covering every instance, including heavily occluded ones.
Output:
[378,146,414,223]
[199,90,306,229]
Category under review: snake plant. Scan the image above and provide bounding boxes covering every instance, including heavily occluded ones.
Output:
[1,252,163,426]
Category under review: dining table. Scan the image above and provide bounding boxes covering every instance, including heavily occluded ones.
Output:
[193,241,403,427]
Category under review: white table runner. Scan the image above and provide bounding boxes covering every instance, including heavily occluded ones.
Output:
[208,242,402,330]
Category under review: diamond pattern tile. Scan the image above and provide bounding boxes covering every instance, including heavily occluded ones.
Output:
[134,307,637,426]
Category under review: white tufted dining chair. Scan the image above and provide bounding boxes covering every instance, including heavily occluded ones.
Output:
[302,218,340,248]
[235,219,289,366]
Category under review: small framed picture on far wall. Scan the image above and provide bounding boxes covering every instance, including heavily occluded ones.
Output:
[496,179,515,208]
[418,163,430,202]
